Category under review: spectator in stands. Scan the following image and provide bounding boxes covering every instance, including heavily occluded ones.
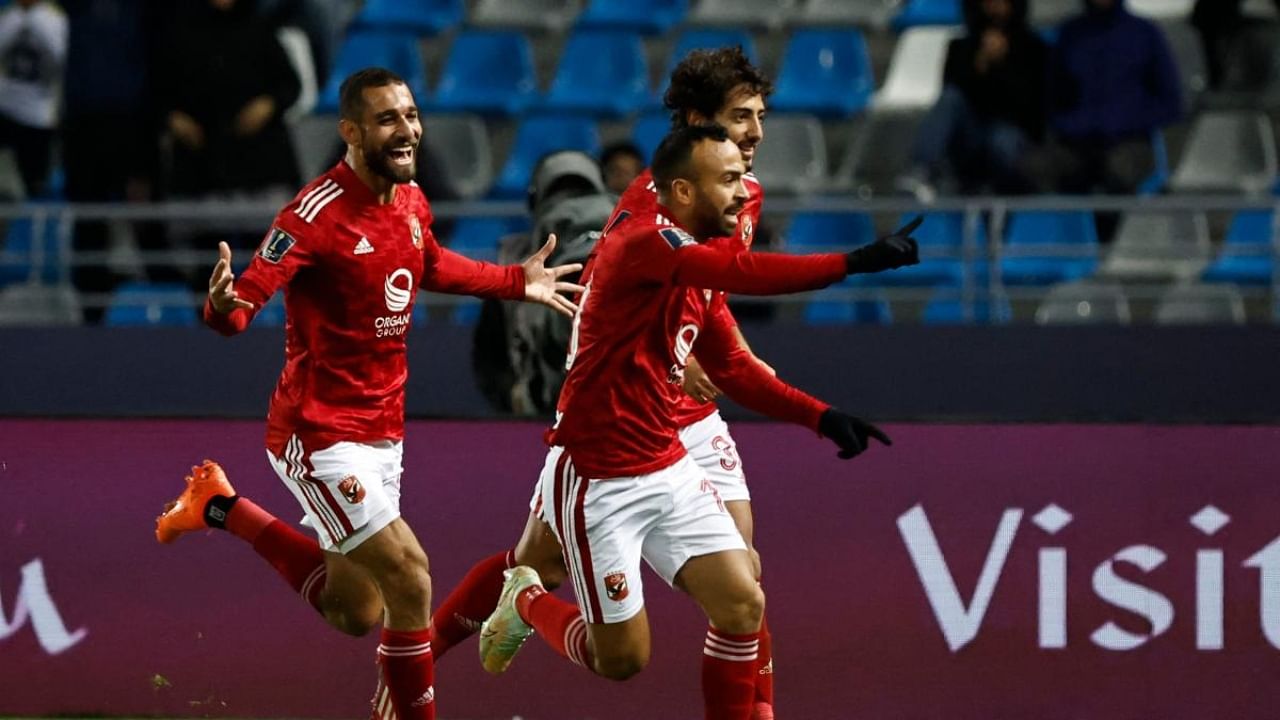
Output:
[156,0,301,199]
[1033,0,1182,195]
[259,0,344,89]
[898,0,1047,201]
[1192,0,1280,90]
[599,141,644,195]
[62,0,169,323]
[0,0,67,198]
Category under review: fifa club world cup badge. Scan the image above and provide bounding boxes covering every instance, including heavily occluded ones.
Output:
[409,216,423,250]
[338,475,366,504]
[604,571,629,601]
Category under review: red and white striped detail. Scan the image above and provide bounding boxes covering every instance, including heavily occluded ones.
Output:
[377,640,433,658]
[704,630,759,663]
[299,564,327,609]
[295,178,343,223]
[370,676,394,720]
[284,434,353,545]
[564,616,590,669]
[553,452,603,623]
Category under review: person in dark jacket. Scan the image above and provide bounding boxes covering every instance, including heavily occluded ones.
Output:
[156,0,301,197]
[1036,0,1182,194]
[899,0,1048,200]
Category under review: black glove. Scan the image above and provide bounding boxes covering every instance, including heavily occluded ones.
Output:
[845,216,922,274]
[818,408,892,460]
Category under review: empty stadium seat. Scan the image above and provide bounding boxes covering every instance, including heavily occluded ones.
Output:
[922,292,1012,324]
[748,115,828,194]
[104,282,197,327]
[891,0,962,29]
[254,294,287,327]
[687,0,800,30]
[577,0,687,34]
[834,109,924,197]
[798,0,904,28]
[874,26,958,110]
[317,31,428,113]
[869,212,982,287]
[1202,210,1275,286]
[632,111,672,162]
[289,113,340,181]
[421,113,495,199]
[0,284,81,326]
[1128,0,1195,20]
[492,115,602,198]
[769,29,874,117]
[785,212,876,251]
[1099,211,1212,282]
[446,216,529,326]
[0,214,65,286]
[350,0,463,35]
[471,0,582,31]
[433,31,537,116]
[1000,211,1099,286]
[803,283,893,325]
[542,31,649,116]
[1034,282,1131,325]
[1169,112,1279,196]
[654,28,758,106]
[1154,283,1247,325]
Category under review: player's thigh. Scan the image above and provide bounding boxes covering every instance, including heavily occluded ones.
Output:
[675,548,762,633]
[514,512,568,588]
[539,447,660,626]
[316,548,385,635]
[725,499,755,550]
[267,438,402,554]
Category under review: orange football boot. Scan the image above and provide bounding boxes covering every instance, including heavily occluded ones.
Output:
[155,459,235,544]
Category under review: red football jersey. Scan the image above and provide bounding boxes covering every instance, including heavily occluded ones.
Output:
[205,160,525,457]
[547,206,846,479]
[611,170,767,428]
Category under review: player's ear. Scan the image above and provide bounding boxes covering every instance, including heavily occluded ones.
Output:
[686,109,710,127]
[338,117,360,147]
[671,177,695,207]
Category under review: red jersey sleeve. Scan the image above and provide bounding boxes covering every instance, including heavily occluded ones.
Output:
[425,246,525,300]
[627,225,847,295]
[203,214,316,335]
[696,300,829,431]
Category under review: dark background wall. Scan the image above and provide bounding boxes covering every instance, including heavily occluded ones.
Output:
[2,324,1278,422]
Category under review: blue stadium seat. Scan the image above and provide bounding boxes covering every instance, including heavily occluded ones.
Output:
[433,31,536,116]
[769,30,874,118]
[105,282,197,327]
[317,31,429,113]
[653,29,758,106]
[892,0,963,29]
[1202,210,1274,286]
[577,0,688,34]
[351,0,463,35]
[492,115,602,198]
[922,292,1012,324]
[448,216,530,260]
[803,282,893,325]
[632,111,672,163]
[543,31,649,117]
[1000,211,1099,286]
[866,212,984,287]
[255,294,287,327]
[786,212,876,250]
[0,215,62,286]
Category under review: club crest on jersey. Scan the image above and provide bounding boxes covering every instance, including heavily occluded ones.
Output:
[409,216,423,249]
[338,475,366,504]
[258,228,296,263]
[740,216,754,248]
[659,227,696,249]
[604,571,629,602]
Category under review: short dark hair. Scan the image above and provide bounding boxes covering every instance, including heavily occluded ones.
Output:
[664,47,773,128]
[651,124,731,192]
[339,67,408,121]
[600,141,644,167]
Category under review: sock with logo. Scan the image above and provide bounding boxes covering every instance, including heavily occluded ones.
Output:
[206,495,327,612]
[754,612,774,711]
[378,627,436,719]
[430,549,514,659]
[702,627,761,720]
[516,586,593,670]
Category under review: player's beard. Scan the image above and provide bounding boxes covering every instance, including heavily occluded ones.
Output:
[693,192,741,238]
[363,136,417,184]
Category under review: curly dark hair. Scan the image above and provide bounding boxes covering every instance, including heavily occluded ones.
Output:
[663,47,773,128]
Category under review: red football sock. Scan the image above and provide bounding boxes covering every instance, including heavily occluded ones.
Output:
[755,613,774,709]
[703,627,760,720]
[378,627,436,719]
[227,498,326,612]
[430,549,513,659]
[517,586,593,669]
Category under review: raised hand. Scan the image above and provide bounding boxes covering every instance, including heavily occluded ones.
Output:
[521,233,587,318]
[208,241,255,314]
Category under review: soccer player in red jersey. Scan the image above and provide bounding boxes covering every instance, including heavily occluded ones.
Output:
[152,68,583,720]
[476,125,917,720]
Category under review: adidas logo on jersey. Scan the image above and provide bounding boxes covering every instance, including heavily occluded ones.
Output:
[354,237,375,255]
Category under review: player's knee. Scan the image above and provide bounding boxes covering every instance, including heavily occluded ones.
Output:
[593,648,649,681]
[534,558,568,591]
[710,584,765,635]
[378,556,433,611]
[327,607,382,637]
